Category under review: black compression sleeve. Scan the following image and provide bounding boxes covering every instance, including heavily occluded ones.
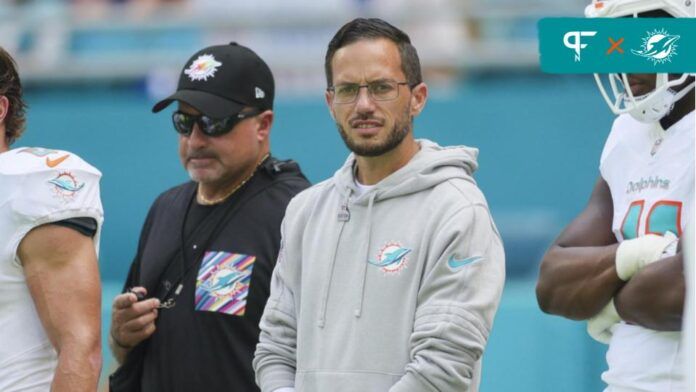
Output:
[51,217,98,238]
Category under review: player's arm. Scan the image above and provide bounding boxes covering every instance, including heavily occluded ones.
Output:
[18,224,102,392]
[536,177,622,320]
[614,250,684,331]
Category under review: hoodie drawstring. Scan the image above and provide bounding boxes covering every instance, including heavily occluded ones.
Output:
[318,189,352,328]
[354,192,376,318]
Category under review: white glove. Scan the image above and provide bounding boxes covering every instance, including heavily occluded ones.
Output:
[589,231,679,343]
[615,231,678,281]
[587,299,620,344]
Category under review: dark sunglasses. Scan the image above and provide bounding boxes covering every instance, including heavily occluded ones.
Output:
[172,109,261,137]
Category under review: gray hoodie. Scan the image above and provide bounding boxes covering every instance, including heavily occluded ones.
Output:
[254,139,505,392]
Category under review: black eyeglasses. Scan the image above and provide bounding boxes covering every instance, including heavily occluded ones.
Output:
[327,80,411,104]
[172,109,261,137]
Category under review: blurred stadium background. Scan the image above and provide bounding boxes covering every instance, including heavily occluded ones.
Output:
[2,0,615,390]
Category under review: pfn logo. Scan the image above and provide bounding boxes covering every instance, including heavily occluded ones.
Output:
[563,31,597,62]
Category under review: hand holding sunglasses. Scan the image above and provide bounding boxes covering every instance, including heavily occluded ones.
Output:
[172,109,261,137]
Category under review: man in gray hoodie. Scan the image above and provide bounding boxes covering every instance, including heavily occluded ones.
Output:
[253,18,505,392]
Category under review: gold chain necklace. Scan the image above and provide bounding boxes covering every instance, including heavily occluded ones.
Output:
[197,153,270,205]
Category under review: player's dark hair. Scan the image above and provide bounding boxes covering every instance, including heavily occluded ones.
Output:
[325,18,422,88]
[0,47,27,145]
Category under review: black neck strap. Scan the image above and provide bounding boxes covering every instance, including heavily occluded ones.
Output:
[154,168,279,306]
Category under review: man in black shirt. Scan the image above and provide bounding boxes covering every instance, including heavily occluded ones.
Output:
[108,43,309,392]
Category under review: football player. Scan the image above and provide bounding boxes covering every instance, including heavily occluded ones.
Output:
[0,47,103,391]
[536,0,694,390]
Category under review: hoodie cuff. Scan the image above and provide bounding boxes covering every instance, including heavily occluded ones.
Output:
[256,365,295,392]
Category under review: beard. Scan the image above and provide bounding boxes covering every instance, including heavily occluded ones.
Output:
[186,164,223,184]
[183,148,224,183]
[337,108,412,157]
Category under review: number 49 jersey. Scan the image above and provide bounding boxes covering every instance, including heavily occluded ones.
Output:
[599,112,694,392]
[601,112,694,242]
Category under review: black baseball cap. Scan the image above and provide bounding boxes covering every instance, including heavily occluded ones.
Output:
[152,42,274,118]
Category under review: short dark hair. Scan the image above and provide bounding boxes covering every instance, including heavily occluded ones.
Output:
[324,18,422,88]
[0,47,27,145]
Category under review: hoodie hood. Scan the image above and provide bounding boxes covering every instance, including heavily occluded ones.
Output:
[333,139,479,204]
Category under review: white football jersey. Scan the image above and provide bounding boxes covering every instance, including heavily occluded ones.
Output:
[682,221,694,392]
[599,112,695,392]
[0,147,103,391]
